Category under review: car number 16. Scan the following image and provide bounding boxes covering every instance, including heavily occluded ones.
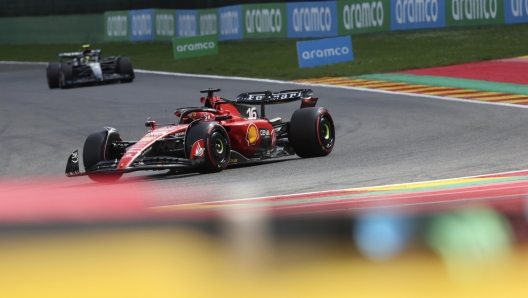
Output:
[246,107,257,120]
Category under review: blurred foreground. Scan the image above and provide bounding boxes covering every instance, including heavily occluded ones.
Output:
[1,177,528,297]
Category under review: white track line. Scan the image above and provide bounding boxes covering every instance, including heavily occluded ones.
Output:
[152,168,528,209]
[3,60,528,110]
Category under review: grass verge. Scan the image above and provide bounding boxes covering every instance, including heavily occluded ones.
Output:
[1,24,527,80]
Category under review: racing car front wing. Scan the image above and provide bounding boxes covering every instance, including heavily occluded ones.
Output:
[65,150,194,177]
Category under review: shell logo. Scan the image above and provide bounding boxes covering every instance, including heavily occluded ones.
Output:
[246,124,259,146]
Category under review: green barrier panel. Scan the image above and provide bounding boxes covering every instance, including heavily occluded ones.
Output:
[242,3,287,38]
[173,35,219,59]
[104,11,129,42]
[154,9,176,41]
[446,0,504,27]
[199,8,218,36]
[338,0,391,35]
[0,14,104,45]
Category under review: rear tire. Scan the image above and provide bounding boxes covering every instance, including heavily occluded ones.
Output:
[185,122,230,173]
[289,107,335,158]
[46,63,60,89]
[118,57,134,83]
[59,63,73,89]
[83,129,124,182]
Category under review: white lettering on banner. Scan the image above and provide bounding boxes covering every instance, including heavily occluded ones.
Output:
[245,9,282,33]
[132,14,152,36]
[301,46,350,60]
[343,2,384,29]
[107,16,127,37]
[176,42,216,52]
[395,0,438,24]
[510,0,528,16]
[292,7,332,32]
[200,14,217,35]
[452,0,497,20]
[156,14,174,36]
[178,15,197,36]
[221,11,239,35]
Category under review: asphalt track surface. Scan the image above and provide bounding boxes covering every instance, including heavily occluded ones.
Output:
[3,63,528,205]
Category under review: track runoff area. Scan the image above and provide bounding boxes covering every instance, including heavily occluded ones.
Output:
[3,62,528,297]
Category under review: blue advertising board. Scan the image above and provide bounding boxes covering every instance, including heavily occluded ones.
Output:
[297,36,354,68]
[287,1,339,38]
[130,9,154,41]
[176,9,198,37]
[219,5,243,41]
[505,0,528,23]
[390,0,446,30]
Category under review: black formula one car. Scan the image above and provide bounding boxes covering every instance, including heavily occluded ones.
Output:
[65,88,335,182]
[46,45,134,89]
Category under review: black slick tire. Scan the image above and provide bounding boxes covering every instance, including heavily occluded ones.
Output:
[185,122,230,173]
[46,63,60,89]
[59,63,73,89]
[289,107,335,158]
[118,57,134,83]
[83,129,124,182]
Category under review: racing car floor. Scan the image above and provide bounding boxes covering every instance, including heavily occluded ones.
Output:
[3,63,528,205]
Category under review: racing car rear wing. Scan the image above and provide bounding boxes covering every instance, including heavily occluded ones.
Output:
[58,50,102,61]
[236,89,317,117]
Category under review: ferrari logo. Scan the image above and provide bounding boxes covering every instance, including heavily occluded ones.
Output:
[246,124,258,146]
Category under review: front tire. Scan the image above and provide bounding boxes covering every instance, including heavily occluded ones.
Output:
[185,122,230,173]
[59,63,73,89]
[83,129,124,182]
[118,57,134,83]
[289,107,335,158]
[46,63,60,89]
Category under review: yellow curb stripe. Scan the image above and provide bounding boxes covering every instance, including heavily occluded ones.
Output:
[351,81,397,87]
[398,86,451,93]
[375,84,421,90]
[476,94,528,101]
[501,98,528,103]
[448,92,503,98]
[423,89,478,95]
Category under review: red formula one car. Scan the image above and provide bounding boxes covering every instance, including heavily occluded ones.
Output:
[65,88,335,182]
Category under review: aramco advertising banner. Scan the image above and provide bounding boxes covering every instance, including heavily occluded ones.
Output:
[154,9,175,41]
[287,1,339,38]
[243,3,288,38]
[504,0,528,23]
[130,9,154,41]
[219,5,243,41]
[446,0,504,26]
[199,8,218,35]
[390,0,447,30]
[297,36,354,68]
[176,9,198,37]
[338,0,391,35]
[172,34,219,59]
[104,10,129,42]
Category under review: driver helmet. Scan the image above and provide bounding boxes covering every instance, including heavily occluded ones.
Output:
[81,44,91,55]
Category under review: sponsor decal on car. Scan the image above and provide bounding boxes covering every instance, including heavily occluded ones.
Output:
[191,140,205,159]
[246,123,259,146]
[260,129,270,138]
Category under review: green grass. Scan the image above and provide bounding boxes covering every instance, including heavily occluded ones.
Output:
[1,24,528,80]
